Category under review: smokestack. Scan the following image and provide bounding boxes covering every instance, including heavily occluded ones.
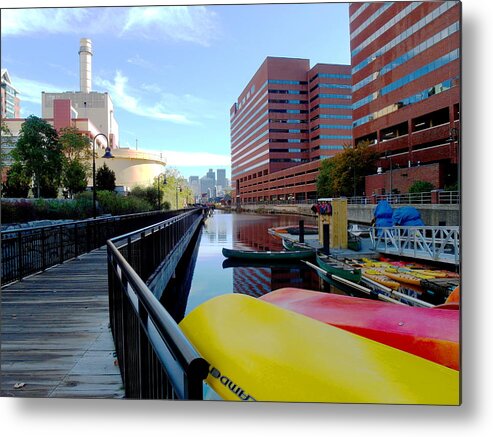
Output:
[79,38,93,93]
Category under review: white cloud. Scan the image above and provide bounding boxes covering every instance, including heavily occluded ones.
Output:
[121,6,219,46]
[95,70,195,125]
[2,6,219,46]
[1,8,90,36]
[10,76,66,103]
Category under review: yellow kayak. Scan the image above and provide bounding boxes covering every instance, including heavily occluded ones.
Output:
[179,294,459,404]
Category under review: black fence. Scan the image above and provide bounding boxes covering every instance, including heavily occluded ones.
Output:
[106,209,209,399]
[1,210,183,286]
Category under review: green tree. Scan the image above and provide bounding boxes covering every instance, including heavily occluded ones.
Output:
[64,160,88,197]
[409,180,434,193]
[317,141,377,197]
[58,127,92,197]
[11,115,62,198]
[96,162,116,192]
[2,162,31,198]
[1,121,14,170]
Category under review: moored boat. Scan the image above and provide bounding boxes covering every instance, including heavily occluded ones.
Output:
[316,252,362,283]
[222,247,314,261]
[282,238,316,252]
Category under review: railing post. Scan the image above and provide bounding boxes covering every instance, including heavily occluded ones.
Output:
[41,228,46,271]
[17,232,23,281]
[59,225,64,263]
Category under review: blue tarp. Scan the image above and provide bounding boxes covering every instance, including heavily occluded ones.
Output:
[392,206,424,226]
[374,200,393,228]
[373,201,424,228]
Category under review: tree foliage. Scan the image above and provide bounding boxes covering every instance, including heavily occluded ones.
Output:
[96,162,116,192]
[2,162,31,198]
[58,127,92,197]
[11,116,62,198]
[317,141,378,197]
[409,180,434,193]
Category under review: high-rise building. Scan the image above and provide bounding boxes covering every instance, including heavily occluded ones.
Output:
[216,169,227,189]
[189,176,200,198]
[1,69,21,119]
[206,168,216,184]
[200,176,215,200]
[349,1,461,194]
[230,57,352,203]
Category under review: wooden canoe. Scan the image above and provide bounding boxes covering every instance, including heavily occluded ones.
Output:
[316,253,362,283]
[179,293,459,404]
[260,288,460,370]
[222,247,313,261]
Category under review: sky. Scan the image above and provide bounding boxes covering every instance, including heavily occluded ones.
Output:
[1,0,351,181]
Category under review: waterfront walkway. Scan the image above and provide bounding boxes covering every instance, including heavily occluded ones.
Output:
[0,248,124,399]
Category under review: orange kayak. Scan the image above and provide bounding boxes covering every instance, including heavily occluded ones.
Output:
[261,288,460,370]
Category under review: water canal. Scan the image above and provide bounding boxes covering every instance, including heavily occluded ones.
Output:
[160,209,455,323]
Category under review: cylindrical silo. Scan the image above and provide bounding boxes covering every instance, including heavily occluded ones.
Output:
[79,38,93,93]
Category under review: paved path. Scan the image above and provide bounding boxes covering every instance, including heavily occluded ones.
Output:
[1,248,124,399]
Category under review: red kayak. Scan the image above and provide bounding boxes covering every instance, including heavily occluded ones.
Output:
[260,288,460,370]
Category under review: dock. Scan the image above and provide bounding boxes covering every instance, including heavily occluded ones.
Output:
[0,248,124,399]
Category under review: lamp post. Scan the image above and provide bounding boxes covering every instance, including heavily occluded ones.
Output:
[157,174,166,210]
[447,127,460,190]
[176,184,182,210]
[384,151,393,197]
[92,133,111,218]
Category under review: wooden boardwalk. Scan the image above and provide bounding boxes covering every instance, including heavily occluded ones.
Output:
[1,248,125,399]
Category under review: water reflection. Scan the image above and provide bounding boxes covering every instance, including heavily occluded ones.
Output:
[183,211,323,317]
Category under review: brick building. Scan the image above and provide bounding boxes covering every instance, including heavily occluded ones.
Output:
[349,1,461,194]
[231,57,352,203]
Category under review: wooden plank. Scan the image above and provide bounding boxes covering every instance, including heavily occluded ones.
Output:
[0,248,125,399]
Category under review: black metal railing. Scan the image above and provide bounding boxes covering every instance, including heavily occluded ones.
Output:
[1,209,184,286]
[107,209,209,399]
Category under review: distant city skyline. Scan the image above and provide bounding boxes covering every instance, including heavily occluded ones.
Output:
[1,0,351,180]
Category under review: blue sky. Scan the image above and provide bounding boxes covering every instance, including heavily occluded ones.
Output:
[1,1,350,180]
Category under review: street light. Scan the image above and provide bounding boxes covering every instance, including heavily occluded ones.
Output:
[176,184,182,210]
[157,174,166,210]
[92,133,112,218]
[384,151,393,196]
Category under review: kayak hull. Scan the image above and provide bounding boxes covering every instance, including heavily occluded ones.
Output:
[179,293,459,404]
[260,288,459,370]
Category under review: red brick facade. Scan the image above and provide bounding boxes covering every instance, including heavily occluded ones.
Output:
[350,2,461,194]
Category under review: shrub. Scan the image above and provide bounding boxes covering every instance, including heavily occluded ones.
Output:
[408,180,434,193]
[96,190,153,215]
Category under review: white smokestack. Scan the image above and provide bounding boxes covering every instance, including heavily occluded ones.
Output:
[79,38,93,93]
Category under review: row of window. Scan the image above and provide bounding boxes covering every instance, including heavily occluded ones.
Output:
[350,2,370,23]
[353,21,459,93]
[353,76,458,128]
[268,79,308,85]
[269,109,309,114]
[269,99,308,105]
[350,1,393,42]
[271,158,309,163]
[352,1,456,74]
[310,83,351,93]
[309,73,351,83]
[311,114,352,122]
[270,119,307,124]
[353,49,459,109]
[269,129,308,134]
[311,134,352,141]
[311,145,345,151]
[311,124,352,132]
[269,89,307,95]
[310,94,352,103]
[311,103,352,111]
[270,138,309,143]
[270,148,303,153]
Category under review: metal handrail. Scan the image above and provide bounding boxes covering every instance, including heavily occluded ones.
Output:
[1,209,185,286]
[370,225,460,265]
[236,191,460,206]
[107,208,210,399]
